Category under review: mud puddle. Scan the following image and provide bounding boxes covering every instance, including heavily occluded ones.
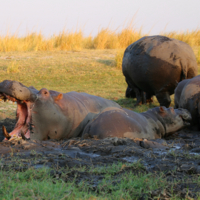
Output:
[0,118,200,198]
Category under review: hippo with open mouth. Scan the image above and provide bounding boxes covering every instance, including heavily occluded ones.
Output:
[0,80,191,140]
[0,80,121,140]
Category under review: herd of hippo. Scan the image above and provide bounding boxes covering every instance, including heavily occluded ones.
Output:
[0,35,200,141]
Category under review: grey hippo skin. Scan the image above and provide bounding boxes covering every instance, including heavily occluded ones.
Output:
[0,80,191,140]
[0,80,120,140]
[82,106,191,140]
[122,35,198,107]
[174,75,200,129]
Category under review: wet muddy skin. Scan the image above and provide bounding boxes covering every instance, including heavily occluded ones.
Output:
[0,118,200,198]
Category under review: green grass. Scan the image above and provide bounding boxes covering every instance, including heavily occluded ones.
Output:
[1,159,198,199]
[0,162,171,200]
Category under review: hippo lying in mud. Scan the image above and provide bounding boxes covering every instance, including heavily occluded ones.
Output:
[82,106,191,139]
[123,35,198,107]
[0,80,191,140]
[174,75,200,129]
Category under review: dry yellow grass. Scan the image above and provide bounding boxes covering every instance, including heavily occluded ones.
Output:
[163,29,200,46]
[0,26,200,54]
[0,24,143,52]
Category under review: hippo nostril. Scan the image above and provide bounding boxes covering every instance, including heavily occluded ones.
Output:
[44,91,48,95]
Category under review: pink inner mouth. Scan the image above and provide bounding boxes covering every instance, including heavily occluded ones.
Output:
[2,93,33,140]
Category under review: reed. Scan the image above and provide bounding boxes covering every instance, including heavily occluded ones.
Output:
[0,26,200,52]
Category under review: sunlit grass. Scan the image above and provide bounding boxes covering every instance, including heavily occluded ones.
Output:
[0,48,197,120]
[163,29,200,46]
[1,25,200,52]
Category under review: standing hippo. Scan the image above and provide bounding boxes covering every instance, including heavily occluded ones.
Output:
[174,75,200,129]
[122,35,198,107]
[0,80,191,141]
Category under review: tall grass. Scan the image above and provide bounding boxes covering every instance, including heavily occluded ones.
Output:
[0,27,200,52]
[163,29,200,46]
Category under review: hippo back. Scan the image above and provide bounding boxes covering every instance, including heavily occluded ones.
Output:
[174,75,200,125]
[122,35,198,95]
[67,92,121,113]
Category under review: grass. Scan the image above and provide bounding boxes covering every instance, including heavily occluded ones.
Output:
[0,161,178,199]
[1,26,200,52]
[0,35,200,199]
[0,47,199,119]
[0,25,143,52]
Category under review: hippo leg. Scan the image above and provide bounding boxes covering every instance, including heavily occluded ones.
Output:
[142,92,146,104]
[155,92,171,108]
[125,78,136,99]
[142,92,153,104]
[133,87,143,106]
[125,86,136,98]
[146,93,153,104]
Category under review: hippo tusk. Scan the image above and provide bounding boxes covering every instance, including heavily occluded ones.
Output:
[2,125,11,139]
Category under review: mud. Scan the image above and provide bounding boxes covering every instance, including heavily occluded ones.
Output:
[0,118,200,199]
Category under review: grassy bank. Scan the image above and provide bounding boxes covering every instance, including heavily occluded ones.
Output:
[0,47,199,119]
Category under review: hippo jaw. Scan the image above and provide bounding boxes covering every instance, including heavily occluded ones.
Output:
[0,83,67,140]
[157,107,192,135]
[175,108,192,127]
[0,80,37,140]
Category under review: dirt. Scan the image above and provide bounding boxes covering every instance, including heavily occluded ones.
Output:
[0,118,200,199]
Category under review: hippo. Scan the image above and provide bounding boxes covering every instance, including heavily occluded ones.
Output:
[0,80,191,140]
[174,75,200,129]
[0,80,121,140]
[122,35,198,107]
[82,106,191,140]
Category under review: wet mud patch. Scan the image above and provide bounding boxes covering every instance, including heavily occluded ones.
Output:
[0,118,200,198]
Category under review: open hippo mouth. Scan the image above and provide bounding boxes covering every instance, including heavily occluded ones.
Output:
[0,80,38,140]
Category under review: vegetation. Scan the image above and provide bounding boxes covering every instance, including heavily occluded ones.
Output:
[0,160,193,199]
[0,26,200,199]
[0,45,199,118]
[1,26,200,52]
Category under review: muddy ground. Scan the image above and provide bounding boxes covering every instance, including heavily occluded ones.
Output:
[1,118,200,199]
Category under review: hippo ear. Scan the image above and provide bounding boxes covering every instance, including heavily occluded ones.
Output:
[159,106,165,112]
[55,93,63,101]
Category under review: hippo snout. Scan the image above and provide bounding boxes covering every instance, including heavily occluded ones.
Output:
[176,108,192,126]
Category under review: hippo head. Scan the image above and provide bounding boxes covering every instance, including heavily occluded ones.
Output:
[154,106,192,135]
[0,80,66,140]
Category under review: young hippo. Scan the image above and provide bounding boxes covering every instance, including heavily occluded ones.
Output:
[82,106,191,140]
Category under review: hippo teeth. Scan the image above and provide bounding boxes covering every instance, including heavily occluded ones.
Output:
[2,125,11,139]
[0,94,32,140]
